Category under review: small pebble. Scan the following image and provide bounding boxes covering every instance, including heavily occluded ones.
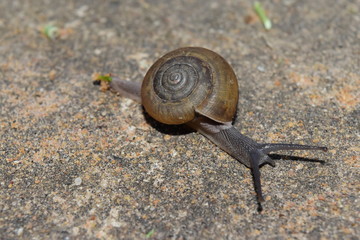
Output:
[16,227,23,236]
[74,177,82,186]
[257,65,266,72]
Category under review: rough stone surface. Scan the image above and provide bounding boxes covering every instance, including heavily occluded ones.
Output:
[0,0,359,239]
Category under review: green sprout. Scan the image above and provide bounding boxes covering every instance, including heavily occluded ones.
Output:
[254,2,272,30]
[43,24,59,39]
[96,74,113,82]
[145,229,155,238]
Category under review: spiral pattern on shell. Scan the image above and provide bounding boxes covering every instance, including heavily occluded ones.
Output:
[153,56,210,102]
[141,47,238,125]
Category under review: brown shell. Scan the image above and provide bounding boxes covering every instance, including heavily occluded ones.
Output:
[141,47,239,125]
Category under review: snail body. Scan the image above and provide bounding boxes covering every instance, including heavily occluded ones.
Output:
[105,47,327,210]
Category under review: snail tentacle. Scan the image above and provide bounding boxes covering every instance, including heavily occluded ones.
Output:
[258,143,328,154]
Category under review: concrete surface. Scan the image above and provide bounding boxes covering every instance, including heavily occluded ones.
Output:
[0,0,359,239]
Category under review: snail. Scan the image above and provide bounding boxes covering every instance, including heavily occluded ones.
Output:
[98,47,327,210]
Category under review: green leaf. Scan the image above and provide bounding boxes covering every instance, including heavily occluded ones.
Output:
[97,75,113,82]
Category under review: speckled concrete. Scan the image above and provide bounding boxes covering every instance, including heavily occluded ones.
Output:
[0,0,359,239]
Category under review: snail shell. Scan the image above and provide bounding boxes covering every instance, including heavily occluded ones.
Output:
[141,47,239,125]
